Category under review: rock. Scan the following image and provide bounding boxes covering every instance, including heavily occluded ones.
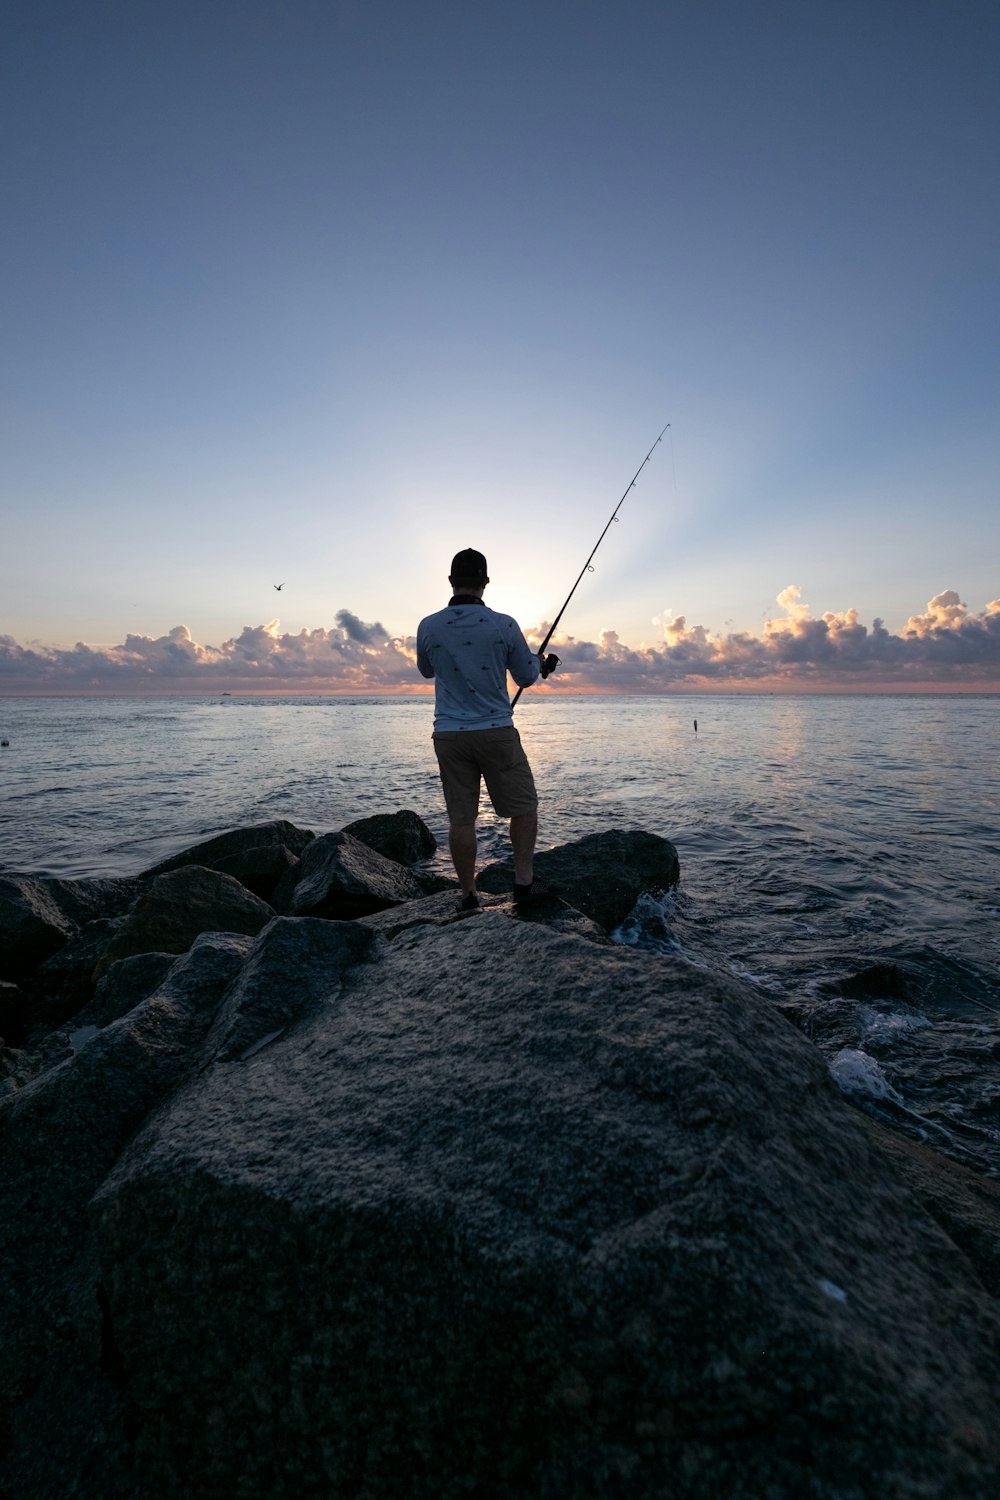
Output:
[0,876,75,980]
[0,875,139,984]
[37,876,139,928]
[829,962,918,1004]
[1,1029,72,1091]
[0,980,28,1047]
[4,826,1000,1500]
[342,808,437,864]
[205,916,378,1064]
[478,828,680,933]
[84,920,1000,1499]
[78,951,178,1031]
[0,933,253,1497]
[212,842,301,901]
[359,889,611,944]
[30,918,123,1033]
[94,867,274,978]
[271,831,427,919]
[141,820,316,898]
[862,1117,1000,1300]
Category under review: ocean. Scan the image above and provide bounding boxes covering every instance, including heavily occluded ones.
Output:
[2,692,999,1176]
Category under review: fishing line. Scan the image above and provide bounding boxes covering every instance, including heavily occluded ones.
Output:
[512,422,670,708]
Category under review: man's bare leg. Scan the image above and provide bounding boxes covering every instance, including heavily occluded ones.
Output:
[510,809,537,887]
[449,823,478,895]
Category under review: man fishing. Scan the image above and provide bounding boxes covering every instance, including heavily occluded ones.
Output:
[416,548,556,914]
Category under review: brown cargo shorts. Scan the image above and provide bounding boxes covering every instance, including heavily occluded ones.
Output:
[432,726,538,826]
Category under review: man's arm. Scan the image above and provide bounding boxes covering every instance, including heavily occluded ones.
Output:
[416,624,435,680]
[506,622,542,689]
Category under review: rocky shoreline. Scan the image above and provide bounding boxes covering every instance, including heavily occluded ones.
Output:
[2,814,999,1498]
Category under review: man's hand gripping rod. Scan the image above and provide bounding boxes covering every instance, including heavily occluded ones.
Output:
[511,423,670,708]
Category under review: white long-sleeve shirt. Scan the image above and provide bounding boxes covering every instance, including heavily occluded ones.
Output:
[416,601,540,731]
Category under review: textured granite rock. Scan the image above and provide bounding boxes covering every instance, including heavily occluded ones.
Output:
[3,828,999,1500]
[140,820,315,882]
[94,867,274,978]
[0,876,75,979]
[271,831,427,919]
[0,933,253,1496]
[358,888,610,945]
[477,828,680,932]
[87,921,1000,1499]
[342,808,437,864]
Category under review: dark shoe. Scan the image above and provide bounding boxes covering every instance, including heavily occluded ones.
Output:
[456,891,482,915]
[512,877,558,904]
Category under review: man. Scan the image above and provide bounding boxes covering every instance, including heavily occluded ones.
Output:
[416,548,556,913]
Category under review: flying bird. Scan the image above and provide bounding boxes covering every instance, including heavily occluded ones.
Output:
[273,582,285,591]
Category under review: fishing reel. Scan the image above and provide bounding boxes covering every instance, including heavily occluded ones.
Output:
[539,653,559,679]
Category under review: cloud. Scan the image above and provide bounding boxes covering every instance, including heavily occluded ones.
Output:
[334,610,390,646]
[774,584,811,623]
[524,587,1000,692]
[1,590,998,694]
[0,617,419,693]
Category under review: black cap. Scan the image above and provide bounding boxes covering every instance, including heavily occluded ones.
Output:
[449,548,488,583]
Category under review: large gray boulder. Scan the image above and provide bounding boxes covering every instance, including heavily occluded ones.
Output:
[37,876,139,928]
[342,808,437,864]
[204,916,378,1064]
[0,918,396,1499]
[141,820,315,900]
[211,841,300,901]
[477,828,680,932]
[30,918,124,1033]
[0,932,253,1494]
[0,876,75,979]
[271,830,428,919]
[0,873,139,984]
[75,950,178,1032]
[86,917,1000,1499]
[94,866,274,978]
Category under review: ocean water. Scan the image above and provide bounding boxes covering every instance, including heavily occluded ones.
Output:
[2,692,999,1174]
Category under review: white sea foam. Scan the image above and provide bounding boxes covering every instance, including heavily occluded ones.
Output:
[726,961,784,993]
[858,1005,931,1041]
[612,892,683,955]
[829,1048,903,1104]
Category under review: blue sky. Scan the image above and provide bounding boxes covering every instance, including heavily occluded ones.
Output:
[2,0,998,691]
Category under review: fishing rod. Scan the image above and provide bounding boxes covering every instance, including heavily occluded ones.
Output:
[512,422,670,708]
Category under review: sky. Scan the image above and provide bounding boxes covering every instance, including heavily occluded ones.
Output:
[2,0,998,694]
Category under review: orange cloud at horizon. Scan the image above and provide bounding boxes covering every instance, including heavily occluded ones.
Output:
[1,589,998,696]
